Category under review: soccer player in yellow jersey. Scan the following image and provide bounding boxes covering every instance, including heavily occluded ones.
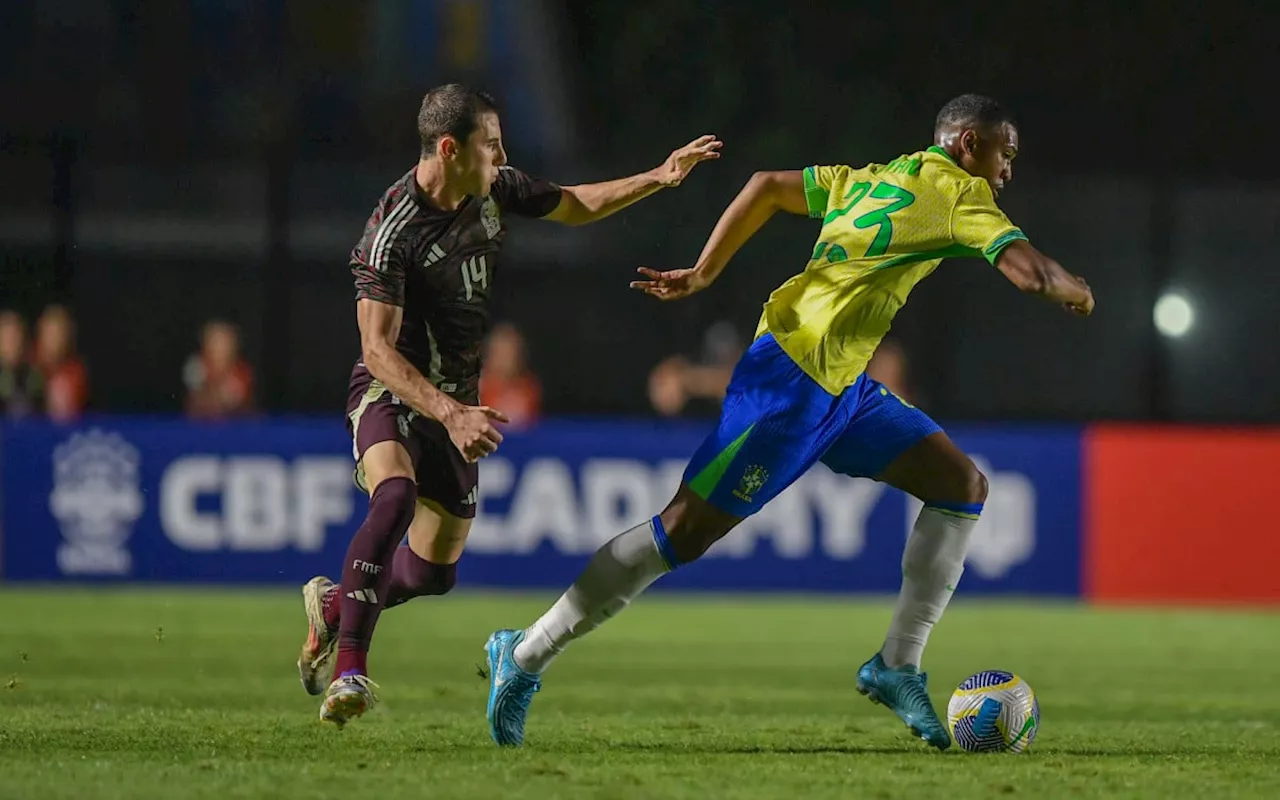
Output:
[485,95,1095,749]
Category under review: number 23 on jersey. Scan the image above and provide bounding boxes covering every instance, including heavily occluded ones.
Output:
[812,181,917,264]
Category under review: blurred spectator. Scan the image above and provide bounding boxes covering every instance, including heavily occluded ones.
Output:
[866,336,915,405]
[0,310,44,419]
[651,327,917,416]
[34,305,88,422]
[183,320,255,420]
[480,322,542,429]
[648,321,744,418]
[648,356,689,417]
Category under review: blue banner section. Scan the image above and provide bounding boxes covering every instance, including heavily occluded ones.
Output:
[0,419,1081,595]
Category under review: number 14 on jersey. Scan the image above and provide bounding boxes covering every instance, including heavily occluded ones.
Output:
[460,255,488,300]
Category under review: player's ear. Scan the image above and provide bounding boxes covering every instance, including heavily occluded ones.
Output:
[439,135,459,160]
[961,129,979,158]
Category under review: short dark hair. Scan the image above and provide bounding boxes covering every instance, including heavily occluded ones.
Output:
[934,94,1015,135]
[417,84,499,157]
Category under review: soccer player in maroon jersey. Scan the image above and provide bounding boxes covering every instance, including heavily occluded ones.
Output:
[297,84,722,726]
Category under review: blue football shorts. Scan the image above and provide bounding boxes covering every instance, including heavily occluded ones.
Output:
[683,332,942,516]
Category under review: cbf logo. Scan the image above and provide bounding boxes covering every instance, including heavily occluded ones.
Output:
[732,464,769,503]
[49,429,144,576]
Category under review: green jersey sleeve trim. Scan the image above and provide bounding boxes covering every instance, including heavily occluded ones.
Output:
[983,229,1029,265]
[803,167,829,219]
[867,243,982,273]
[926,145,958,165]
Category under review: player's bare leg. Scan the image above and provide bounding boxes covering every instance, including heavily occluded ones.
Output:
[387,498,468,608]
[514,485,739,669]
[486,485,740,746]
[311,441,416,726]
[875,432,987,667]
[337,497,468,610]
[855,431,988,750]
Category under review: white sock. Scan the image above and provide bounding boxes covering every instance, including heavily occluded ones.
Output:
[881,505,979,669]
[513,517,674,673]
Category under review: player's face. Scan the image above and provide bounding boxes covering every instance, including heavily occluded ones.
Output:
[457,111,508,197]
[960,122,1019,198]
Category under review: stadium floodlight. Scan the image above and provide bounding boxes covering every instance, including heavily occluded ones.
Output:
[1154,291,1194,338]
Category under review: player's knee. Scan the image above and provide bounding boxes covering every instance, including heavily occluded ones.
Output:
[371,475,417,526]
[656,505,701,560]
[962,464,989,506]
[664,516,718,564]
[658,488,739,565]
[932,458,988,506]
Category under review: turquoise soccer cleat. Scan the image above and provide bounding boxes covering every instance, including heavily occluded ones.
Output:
[856,653,951,750]
[484,629,542,747]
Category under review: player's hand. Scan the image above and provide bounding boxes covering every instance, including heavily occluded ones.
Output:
[1063,275,1095,316]
[630,267,713,301]
[443,404,510,463]
[652,135,723,187]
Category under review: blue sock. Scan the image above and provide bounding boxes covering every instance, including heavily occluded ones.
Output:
[650,515,683,571]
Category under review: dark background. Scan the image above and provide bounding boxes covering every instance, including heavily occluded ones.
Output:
[3,0,1276,421]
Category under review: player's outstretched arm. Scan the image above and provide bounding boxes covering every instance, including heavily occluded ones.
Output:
[994,240,1095,315]
[630,170,808,301]
[357,298,508,461]
[542,135,722,227]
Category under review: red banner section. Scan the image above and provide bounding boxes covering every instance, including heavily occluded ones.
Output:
[1085,426,1280,605]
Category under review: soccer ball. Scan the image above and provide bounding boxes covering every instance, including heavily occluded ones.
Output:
[946,670,1040,753]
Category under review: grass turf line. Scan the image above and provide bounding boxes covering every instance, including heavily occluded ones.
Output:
[1,588,1278,799]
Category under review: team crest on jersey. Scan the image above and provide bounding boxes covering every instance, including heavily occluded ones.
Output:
[480,197,501,239]
[733,464,769,503]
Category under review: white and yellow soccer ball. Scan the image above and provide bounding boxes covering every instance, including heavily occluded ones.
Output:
[947,670,1041,753]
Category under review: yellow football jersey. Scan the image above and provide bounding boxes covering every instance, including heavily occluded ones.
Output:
[755,146,1027,395]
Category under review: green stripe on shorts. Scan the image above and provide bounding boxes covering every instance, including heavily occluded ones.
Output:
[688,424,755,499]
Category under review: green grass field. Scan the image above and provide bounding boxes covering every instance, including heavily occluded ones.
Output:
[1,588,1278,799]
